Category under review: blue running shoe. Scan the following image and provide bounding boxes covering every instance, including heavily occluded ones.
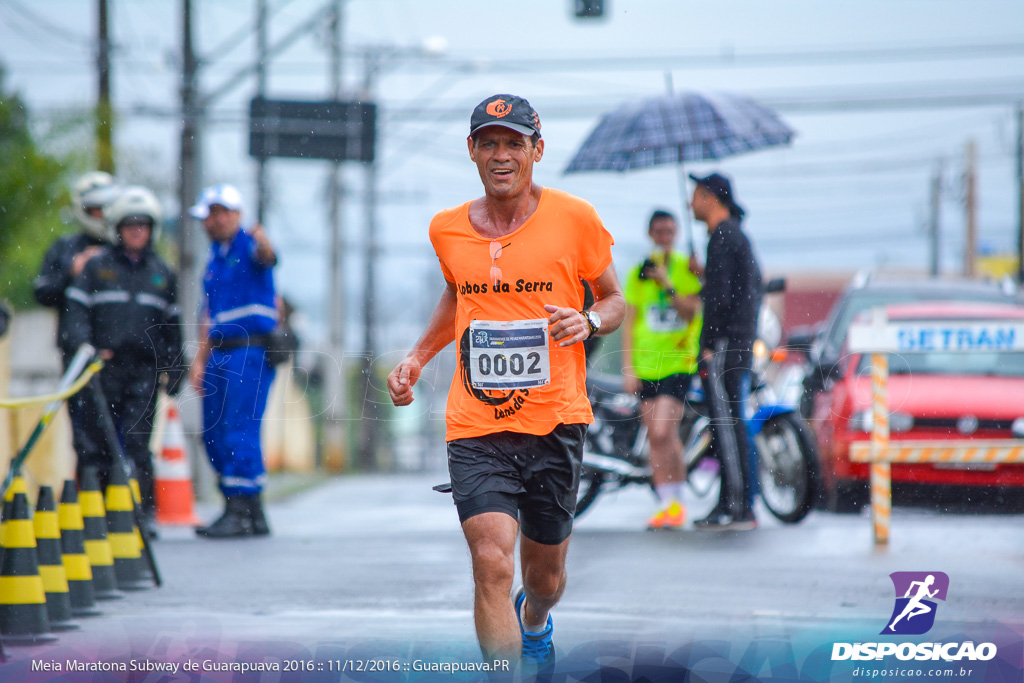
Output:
[514,587,555,665]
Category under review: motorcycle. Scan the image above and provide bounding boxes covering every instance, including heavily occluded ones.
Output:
[576,281,820,524]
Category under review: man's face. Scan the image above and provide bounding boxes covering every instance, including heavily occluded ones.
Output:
[118,220,152,254]
[202,204,241,242]
[468,127,544,200]
[690,185,716,224]
[649,217,677,251]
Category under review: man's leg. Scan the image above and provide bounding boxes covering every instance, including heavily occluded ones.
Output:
[644,394,686,528]
[461,511,520,661]
[519,533,571,631]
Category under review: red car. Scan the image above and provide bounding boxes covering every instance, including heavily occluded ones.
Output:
[810,302,1024,512]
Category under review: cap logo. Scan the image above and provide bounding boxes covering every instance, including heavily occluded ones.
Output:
[486,99,512,118]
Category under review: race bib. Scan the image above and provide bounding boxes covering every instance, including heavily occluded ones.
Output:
[469,319,550,390]
[646,304,684,332]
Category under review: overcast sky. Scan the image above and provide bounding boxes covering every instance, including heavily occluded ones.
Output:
[3,0,1024,346]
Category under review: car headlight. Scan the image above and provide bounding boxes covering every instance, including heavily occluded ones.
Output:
[1013,417,1024,439]
[850,410,914,433]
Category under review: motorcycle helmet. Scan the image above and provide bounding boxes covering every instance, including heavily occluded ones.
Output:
[70,171,119,239]
[105,186,162,246]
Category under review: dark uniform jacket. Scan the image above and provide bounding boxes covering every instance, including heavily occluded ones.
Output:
[64,247,183,373]
[700,216,763,352]
[34,232,109,356]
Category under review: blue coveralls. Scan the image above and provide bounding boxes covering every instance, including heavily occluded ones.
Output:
[201,229,277,499]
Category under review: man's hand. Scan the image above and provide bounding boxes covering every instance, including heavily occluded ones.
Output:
[544,304,590,347]
[689,255,705,279]
[189,361,206,396]
[387,356,423,406]
[72,246,104,277]
[249,223,277,266]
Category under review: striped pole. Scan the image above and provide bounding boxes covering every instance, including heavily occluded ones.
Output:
[870,349,891,546]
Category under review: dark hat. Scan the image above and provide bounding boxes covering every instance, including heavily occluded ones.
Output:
[469,94,542,139]
[689,172,744,217]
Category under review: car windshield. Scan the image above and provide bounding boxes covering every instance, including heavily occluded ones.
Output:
[857,351,1024,377]
[826,288,1014,355]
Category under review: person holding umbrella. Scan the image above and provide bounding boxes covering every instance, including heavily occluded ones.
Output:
[621,209,702,530]
[689,172,762,531]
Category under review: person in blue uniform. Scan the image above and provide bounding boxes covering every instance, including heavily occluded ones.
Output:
[187,184,279,539]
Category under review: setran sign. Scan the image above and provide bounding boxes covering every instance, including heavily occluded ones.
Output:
[848,318,1024,354]
[249,97,376,163]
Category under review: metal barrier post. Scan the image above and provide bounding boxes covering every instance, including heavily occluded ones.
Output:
[868,308,891,546]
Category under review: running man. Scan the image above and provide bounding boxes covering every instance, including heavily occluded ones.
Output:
[888,574,939,631]
[387,94,624,667]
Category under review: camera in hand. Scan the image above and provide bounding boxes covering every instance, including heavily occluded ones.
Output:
[638,257,657,280]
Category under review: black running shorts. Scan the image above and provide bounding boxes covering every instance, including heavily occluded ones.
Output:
[446,423,586,545]
[639,372,693,402]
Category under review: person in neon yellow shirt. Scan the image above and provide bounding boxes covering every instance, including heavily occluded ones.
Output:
[622,209,702,530]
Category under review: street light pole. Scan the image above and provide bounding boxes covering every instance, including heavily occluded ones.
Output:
[358,49,380,471]
[324,0,349,472]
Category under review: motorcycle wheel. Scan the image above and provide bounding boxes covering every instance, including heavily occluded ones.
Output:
[756,412,817,524]
[574,469,605,518]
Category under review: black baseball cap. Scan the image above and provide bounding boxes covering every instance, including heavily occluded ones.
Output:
[469,94,542,139]
[689,172,745,217]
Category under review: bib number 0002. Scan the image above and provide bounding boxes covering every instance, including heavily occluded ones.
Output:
[469,319,550,390]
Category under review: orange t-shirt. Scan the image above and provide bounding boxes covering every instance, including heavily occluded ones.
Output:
[429,187,615,441]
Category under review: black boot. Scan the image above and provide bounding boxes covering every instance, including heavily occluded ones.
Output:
[247,494,270,536]
[195,497,253,538]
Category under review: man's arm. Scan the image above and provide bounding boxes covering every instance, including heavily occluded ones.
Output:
[34,239,73,308]
[387,281,458,406]
[545,263,626,348]
[249,224,277,267]
[700,234,735,354]
[62,266,95,355]
[621,304,640,395]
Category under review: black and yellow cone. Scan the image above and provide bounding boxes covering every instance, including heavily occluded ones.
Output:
[33,487,78,632]
[79,468,122,600]
[105,467,147,590]
[0,492,57,643]
[0,477,30,569]
[58,481,101,618]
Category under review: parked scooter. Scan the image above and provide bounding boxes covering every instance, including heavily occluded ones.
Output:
[576,279,820,523]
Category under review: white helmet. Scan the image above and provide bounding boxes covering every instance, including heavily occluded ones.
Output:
[70,171,119,239]
[105,186,162,246]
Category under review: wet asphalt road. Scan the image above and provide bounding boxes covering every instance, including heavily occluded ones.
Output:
[2,473,1022,679]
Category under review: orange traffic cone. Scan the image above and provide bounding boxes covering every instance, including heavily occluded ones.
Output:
[154,401,201,525]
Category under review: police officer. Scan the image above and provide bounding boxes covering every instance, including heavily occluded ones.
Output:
[64,186,183,534]
[187,184,278,539]
[35,171,121,470]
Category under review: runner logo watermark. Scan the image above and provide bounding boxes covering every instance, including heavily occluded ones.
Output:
[882,571,949,635]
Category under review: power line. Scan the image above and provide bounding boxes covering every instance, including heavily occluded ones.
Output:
[1,0,92,49]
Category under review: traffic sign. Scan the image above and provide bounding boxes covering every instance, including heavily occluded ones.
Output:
[249,98,376,163]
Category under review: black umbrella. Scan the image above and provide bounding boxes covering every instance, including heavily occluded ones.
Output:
[565,91,795,251]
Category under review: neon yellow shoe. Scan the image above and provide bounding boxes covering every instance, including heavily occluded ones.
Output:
[646,500,686,530]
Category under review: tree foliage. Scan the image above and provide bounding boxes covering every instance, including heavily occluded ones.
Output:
[0,66,73,309]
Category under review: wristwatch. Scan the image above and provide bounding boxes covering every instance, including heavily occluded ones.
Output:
[582,309,602,339]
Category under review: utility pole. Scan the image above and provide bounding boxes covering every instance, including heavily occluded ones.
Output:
[928,159,943,277]
[96,0,114,173]
[358,49,380,471]
[255,0,268,223]
[964,139,977,278]
[1017,104,1024,284]
[324,0,348,472]
[177,0,200,331]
